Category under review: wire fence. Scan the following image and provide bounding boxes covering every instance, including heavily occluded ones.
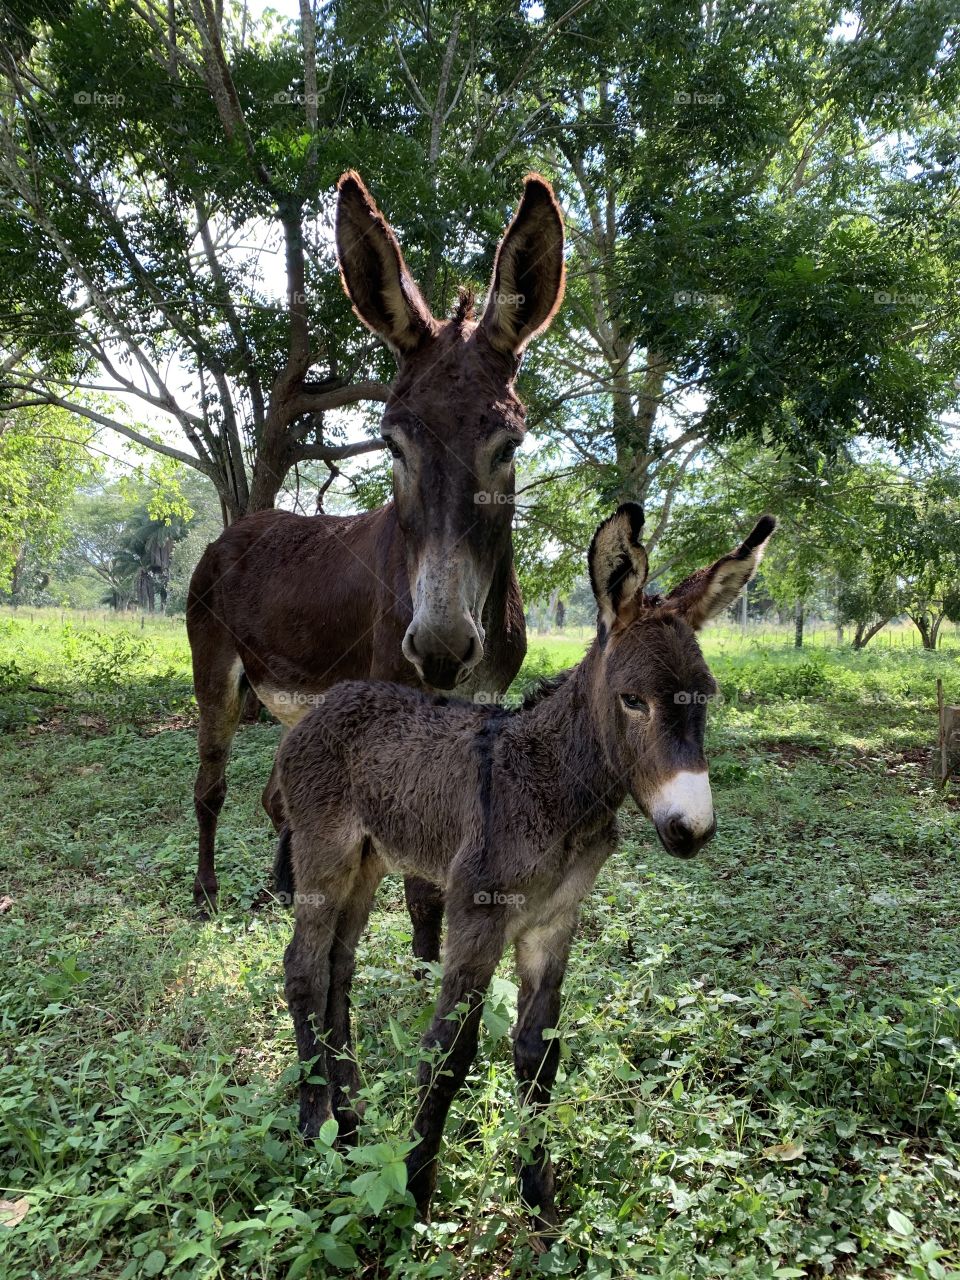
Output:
[4,606,960,653]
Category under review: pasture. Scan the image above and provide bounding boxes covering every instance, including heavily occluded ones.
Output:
[1,610,959,1278]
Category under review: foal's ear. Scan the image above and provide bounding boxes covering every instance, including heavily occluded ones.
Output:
[588,503,649,637]
[335,171,437,357]
[666,515,777,631]
[480,174,565,357]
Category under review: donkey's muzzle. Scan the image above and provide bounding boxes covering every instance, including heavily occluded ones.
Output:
[402,617,483,690]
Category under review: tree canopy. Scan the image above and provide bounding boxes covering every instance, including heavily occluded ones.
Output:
[0,0,957,530]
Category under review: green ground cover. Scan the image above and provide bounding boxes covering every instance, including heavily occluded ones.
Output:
[0,611,957,1278]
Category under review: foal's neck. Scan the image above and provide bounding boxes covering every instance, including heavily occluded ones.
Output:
[509,643,627,829]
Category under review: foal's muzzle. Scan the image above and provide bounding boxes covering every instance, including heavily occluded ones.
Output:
[649,769,716,859]
[654,813,717,859]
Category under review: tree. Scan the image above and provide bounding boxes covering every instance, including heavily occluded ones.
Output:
[59,476,193,611]
[526,0,959,538]
[877,471,960,649]
[0,404,96,599]
[836,561,901,648]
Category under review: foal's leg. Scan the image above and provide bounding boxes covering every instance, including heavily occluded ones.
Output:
[406,906,506,1219]
[261,752,288,834]
[325,846,385,1143]
[404,876,445,965]
[512,913,578,1231]
[191,650,244,915]
[283,836,364,1139]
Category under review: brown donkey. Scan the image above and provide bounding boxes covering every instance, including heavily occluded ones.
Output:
[275,504,775,1227]
[186,171,565,949]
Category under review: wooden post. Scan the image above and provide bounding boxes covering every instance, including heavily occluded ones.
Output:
[938,679,952,789]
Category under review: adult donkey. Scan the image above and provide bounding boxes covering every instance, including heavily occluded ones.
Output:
[186,170,566,954]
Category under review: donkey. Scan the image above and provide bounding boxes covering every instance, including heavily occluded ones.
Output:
[275,503,775,1227]
[186,170,565,953]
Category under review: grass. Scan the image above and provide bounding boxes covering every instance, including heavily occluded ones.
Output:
[0,610,958,1278]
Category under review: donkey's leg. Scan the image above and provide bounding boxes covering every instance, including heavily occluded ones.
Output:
[405,905,506,1219]
[192,653,245,915]
[325,844,385,1144]
[512,913,578,1232]
[403,876,444,965]
[284,832,366,1139]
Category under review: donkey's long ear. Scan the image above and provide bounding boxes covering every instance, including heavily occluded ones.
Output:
[666,516,777,631]
[335,171,437,357]
[588,503,649,639]
[480,174,565,356]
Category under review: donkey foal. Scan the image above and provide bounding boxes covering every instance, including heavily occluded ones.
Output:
[277,504,775,1226]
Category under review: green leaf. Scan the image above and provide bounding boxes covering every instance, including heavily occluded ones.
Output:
[887,1208,914,1237]
[364,1174,390,1215]
[318,1117,339,1147]
[381,1161,407,1194]
[322,1241,360,1269]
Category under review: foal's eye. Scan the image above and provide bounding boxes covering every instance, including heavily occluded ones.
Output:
[620,694,649,714]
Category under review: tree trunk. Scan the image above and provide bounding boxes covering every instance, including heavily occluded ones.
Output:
[247,440,288,512]
[910,613,935,649]
[852,618,888,649]
[794,599,804,649]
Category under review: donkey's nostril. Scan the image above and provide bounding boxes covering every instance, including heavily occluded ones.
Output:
[461,634,482,670]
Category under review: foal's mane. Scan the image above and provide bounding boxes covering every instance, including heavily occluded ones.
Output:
[519,668,572,710]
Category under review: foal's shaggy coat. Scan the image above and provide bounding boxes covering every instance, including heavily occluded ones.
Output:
[276,505,775,1225]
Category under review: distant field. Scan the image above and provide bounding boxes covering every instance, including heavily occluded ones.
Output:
[1,609,958,1278]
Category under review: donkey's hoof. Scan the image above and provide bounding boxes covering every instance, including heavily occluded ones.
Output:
[405,1154,436,1222]
[193,880,219,919]
[333,1110,362,1148]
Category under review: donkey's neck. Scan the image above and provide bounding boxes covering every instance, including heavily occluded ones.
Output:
[503,645,627,840]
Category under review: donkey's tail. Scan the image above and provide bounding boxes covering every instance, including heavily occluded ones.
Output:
[273,825,295,906]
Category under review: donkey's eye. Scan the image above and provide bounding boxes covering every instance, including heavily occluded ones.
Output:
[493,441,518,468]
[620,694,649,714]
[384,437,405,463]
